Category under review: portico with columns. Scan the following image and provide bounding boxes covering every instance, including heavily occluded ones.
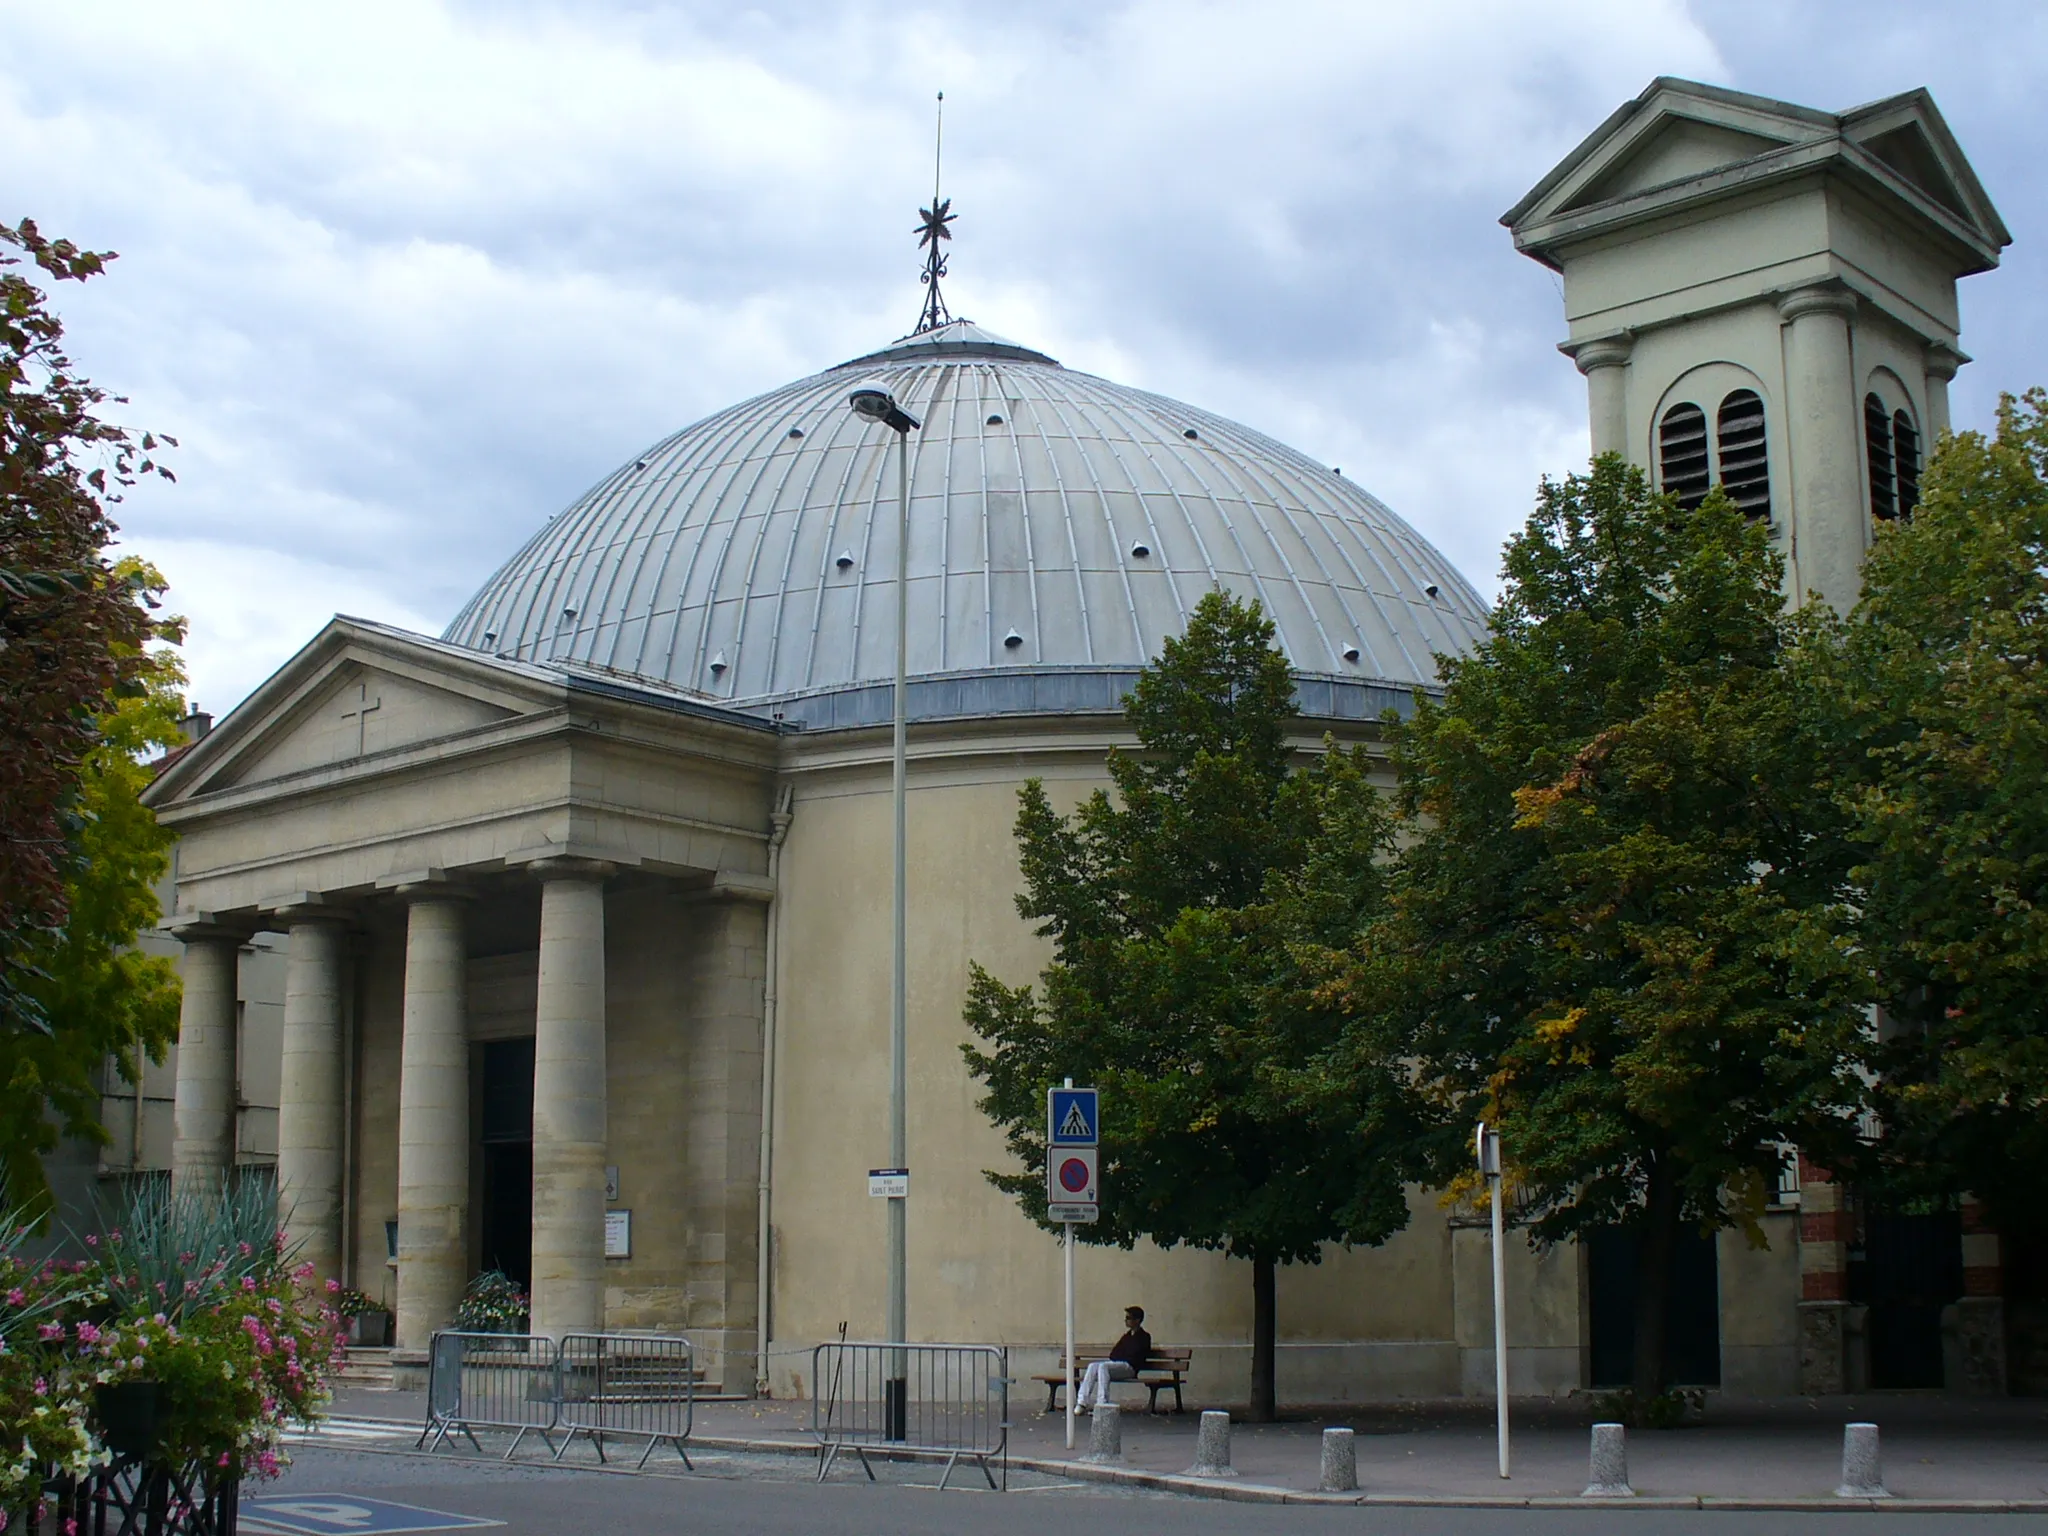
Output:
[144,620,779,1380]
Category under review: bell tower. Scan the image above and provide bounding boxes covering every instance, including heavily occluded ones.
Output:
[1504,78,2009,611]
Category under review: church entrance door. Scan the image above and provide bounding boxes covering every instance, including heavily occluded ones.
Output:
[479,1037,534,1291]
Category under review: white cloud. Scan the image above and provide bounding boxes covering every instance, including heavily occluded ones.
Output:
[6,0,2043,712]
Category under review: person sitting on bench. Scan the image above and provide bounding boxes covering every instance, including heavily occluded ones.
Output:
[1076,1306,1151,1412]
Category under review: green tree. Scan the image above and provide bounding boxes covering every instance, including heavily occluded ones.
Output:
[1348,459,1868,1399]
[0,216,175,1037]
[962,591,1428,1420]
[1825,391,2048,1230]
[0,561,186,1207]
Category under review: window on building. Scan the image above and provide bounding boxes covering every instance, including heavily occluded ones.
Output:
[1866,393,1897,521]
[1658,401,1711,510]
[1893,410,1921,518]
[1715,389,1772,521]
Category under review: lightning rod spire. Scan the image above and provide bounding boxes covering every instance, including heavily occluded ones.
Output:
[914,91,954,334]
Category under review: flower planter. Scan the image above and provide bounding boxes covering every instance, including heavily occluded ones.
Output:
[348,1310,391,1348]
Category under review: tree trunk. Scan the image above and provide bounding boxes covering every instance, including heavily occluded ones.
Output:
[1249,1255,1277,1422]
[1631,1156,1681,1401]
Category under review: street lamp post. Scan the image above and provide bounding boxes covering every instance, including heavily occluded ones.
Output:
[848,381,920,1442]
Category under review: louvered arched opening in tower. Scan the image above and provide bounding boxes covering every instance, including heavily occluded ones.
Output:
[1893,410,1921,519]
[1715,389,1771,520]
[1658,402,1710,509]
[1866,393,1897,521]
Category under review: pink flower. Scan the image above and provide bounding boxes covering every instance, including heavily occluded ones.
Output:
[241,1277,257,1293]
[325,1278,341,1293]
[4,1289,22,1306]
[38,1323,64,1340]
[238,1243,253,1258]
[83,1235,98,1248]
[76,1323,99,1344]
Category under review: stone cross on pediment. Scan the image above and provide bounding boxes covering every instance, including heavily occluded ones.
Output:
[339,679,382,758]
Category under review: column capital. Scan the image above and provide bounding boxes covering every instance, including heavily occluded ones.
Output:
[1560,332,1633,374]
[1776,281,1859,323]
[375,869,477,903]
[264,892,353,926]
[160,910,252,944]
[507,844,636,882]
[1924,340,1970,383]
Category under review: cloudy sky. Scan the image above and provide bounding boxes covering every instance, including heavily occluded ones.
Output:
[9,0,2044,716]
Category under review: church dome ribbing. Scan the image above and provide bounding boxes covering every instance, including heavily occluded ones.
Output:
[443,320,1488,714]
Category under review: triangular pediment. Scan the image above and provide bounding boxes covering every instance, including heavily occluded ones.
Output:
[148,618,565,804]
[1560,114,1795,212]
[1505,77,2009,271]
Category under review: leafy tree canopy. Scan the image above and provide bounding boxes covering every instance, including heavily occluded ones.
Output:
[1826,391,2048,1229]
[0,217,175,1037]
[0,564,186,1207]
[963,591,1428,1418]
[1339,459,1869,1397]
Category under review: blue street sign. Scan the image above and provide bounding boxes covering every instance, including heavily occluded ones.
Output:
[242,1496,503,1535]
[1048,1086,1099,1146]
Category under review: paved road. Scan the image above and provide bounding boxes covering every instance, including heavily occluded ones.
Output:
[255,1443,2048,1534]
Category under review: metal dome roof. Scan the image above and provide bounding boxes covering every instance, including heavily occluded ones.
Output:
[443,320,1489,712]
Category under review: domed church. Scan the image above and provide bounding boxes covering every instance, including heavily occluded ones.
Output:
[139,76,2010,1400]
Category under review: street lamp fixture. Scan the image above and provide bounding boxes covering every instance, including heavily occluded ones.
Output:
[846,378,918,1442]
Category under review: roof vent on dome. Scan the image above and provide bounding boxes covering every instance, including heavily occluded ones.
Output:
[560,605,577,623]
[1342,644,1361,663]
[1425,584,1441,599]
[709,650,729,675]
[1183,428,1200,441]
[634,458,649,470]
[986,413,1003,426]
[835,551,855,571]
[1003,629,1024,650]
[787,426,804,439]
[1130,541,1151,558]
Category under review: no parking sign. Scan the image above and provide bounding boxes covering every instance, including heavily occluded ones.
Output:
[1046,1086,1099,1222]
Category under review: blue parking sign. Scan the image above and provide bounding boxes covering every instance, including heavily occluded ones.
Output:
[1048,1086,1099,1146]
[242,1496,503,1535]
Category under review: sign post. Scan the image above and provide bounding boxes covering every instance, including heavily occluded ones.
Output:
[1477,1121,1508,1478]
[1049,1080,1099,1450]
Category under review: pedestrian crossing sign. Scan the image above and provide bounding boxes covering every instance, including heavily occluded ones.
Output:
[1048,1086,1099,1146]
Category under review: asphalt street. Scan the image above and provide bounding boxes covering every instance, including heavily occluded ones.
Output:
[252,1443,2048,1535]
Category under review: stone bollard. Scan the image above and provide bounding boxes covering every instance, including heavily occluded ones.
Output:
[1319,1427,1358,1493]
[1837,1422,1888,1498]
[1084,1401,1125,1465]
[1583,1422,1634,1498]
[1185,1410,1237,1478]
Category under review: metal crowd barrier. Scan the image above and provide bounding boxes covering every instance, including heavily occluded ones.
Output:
[811,1342,1009,1490]
[420,1331,564,1459]
[555,1331,696,1469]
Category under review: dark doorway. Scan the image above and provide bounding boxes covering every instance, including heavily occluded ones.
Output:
[1851,1204,1961,1388]
[478,1038,534,1289]
[1587,1224,1722,1388]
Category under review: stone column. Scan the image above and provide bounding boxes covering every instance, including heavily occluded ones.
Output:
[1924,342,1965,442]
[531,863,611,1338]
[1947,1195,2007,1393]
[275,905,349,1283]
[1796,1155,1866,1393]
[168,919,244,1196]
[1568,334,1635,462]
[1778,283,1864,612]
[395,891,471,1350]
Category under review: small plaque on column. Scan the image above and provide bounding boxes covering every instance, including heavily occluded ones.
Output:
[604,1209,631,1259]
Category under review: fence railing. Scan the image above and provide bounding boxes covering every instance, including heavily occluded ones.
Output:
[555,1331,696,1469]
[811,1342,1008,1490]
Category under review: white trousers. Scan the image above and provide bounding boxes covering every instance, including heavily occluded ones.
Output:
[1076,1359,1135,1408]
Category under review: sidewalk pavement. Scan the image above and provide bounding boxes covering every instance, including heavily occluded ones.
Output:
[331,1382,2048,1505]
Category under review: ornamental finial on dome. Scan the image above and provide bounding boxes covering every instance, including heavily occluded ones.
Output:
[914,91,954,335]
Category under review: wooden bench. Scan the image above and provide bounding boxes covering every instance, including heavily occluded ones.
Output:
[1033,1347,1193,1415]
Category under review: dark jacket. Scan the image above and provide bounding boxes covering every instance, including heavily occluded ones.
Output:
[1109,1327,1152,1369]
